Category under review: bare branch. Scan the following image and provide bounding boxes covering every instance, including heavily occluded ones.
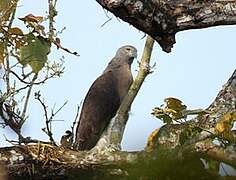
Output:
[48,0,79,57]
[20,73,38,120]
[101,17,112,27]
[48,0,57,42]
[35,91,56,145]
[3,1,18,94]
[35,92,67,146]
[71,104,80,140]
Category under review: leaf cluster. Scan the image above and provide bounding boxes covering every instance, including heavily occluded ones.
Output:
[0,0,71,145]
[1,13,51,73]
[215,112,236,143]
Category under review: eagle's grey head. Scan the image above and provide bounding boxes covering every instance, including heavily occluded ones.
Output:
[116,45,137,58]
[115,45,137,65]
[104,45,137,73]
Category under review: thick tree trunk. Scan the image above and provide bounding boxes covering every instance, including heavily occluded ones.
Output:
[96,0,236,52]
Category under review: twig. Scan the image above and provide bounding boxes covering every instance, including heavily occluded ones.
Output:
[4,1,18,94]
[101,17,112,27]
[48,0,57,42]
[56,27,66,36]
[48,0,79,57]
[48,101,68,135]
[5,54,11,94]
[35,92,67,146]
[52,40,80,57]
[14,85,31,93]
[49,101,68,121]
[35,93,55,145]
[102,8,111,19]
[3,134,19,146]
[20,73,38,121]
[0,96,25,143]
[10,70,60,85]
[71,104,81,141]
[4,134,52,145]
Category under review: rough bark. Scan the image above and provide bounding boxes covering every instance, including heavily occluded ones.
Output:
[1,0,236,179]
[96,0,236,52]
[0,69,235,179]
[0,142,224,179]
[151,69,236,167]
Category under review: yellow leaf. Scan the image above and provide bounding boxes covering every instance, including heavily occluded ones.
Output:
[215,122,225,133]
[145,128,159,152]
[215,112,236,133]
[8,27,24,36]
[215,112,236,142]
[164,97,187,112]
[19,14,43,24]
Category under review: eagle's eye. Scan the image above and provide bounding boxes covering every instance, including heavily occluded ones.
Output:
[126,47,131,51]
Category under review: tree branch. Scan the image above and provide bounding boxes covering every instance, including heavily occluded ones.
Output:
[194,141,236,168]
[0,140,225,179]
[96,0,236,52]
[35,92,58,146]
[48,0,57,42]
[0,41,235,180]
[3,1,18,94]
[20,73,38,121]
[197,69,236,129]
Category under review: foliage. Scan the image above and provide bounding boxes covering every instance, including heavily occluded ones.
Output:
[19,34,50,73]
[152,98,236,145]
[151,97,209,124]
[215,112,236,143]
[0,0,77,144]
[0,0,236,179]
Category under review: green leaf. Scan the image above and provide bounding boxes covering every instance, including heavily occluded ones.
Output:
[19,34,50,73]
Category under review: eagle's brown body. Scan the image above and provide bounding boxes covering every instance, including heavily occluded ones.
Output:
[74,45,137,150]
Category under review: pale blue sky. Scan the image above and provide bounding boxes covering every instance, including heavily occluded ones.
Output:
[0,1,235,151]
